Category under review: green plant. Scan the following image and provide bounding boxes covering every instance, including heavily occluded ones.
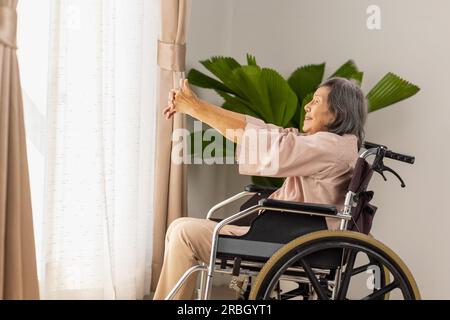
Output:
[187,54,420,187]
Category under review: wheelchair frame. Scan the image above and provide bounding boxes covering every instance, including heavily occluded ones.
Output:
[164,145,415,300]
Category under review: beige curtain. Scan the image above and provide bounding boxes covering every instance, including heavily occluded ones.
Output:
[151,0,189,291]
[0,0,39,299]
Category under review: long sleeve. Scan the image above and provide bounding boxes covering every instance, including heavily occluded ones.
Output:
[236,115,343,177]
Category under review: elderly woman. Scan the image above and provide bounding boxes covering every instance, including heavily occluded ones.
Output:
[153,77,367,300]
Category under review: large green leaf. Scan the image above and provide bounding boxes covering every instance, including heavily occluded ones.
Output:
[246,53,258,66]
[288,63,325,103]
[366,72,420,112]
[200,56,245,98]
[288,63,325,127]
[251,176,285,188]
[216,89,262,119]
[187,69,233,93]
[232,65,271,119]
[349,71,364,86]
[190,56,297,127]
[262,69,298,127]
[201,56,241,75]
[330,60,364,85]
[331,60,359,78]
[232,66,297,126]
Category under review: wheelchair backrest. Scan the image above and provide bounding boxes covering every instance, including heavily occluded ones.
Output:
[347,158,377,234]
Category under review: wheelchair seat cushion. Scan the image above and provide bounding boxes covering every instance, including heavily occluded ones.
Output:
[217,210,328,261]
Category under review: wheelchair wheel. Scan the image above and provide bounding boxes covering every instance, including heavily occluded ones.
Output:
[249,230,420,300]
[368,257,391,300]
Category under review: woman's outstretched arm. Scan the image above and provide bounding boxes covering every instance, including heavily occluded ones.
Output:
[163,79,246,143]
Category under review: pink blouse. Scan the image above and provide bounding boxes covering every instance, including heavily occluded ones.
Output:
[236,115,359,230]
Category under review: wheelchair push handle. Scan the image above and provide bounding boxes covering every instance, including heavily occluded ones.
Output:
[363,141,415,188]
[363,141,415,164]
[384,150,415,165]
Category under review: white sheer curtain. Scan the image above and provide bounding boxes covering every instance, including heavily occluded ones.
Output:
[24,0,160,299]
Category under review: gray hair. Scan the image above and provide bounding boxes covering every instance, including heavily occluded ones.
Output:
[320,77,367,149]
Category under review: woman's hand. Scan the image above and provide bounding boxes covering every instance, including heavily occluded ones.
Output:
[163,79,200,120]
[163,78,246,143]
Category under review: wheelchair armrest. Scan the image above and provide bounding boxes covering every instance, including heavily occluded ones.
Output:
[244,184,279,195]
[206,185,279,221]
[258,199,338,215]
[206,190,256,220]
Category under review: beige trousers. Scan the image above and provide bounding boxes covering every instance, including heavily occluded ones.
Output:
[153,217,249,300]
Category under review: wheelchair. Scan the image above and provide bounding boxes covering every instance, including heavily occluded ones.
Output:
[165,142,421,300]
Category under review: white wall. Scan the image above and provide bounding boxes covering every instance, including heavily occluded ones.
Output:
[187,0,450,299]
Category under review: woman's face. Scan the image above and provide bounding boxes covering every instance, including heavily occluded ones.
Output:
[302,86,336,134]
